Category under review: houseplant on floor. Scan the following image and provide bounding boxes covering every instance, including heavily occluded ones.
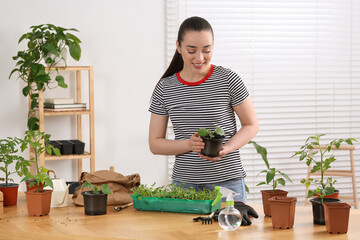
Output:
[20,130,60,216]
[249,141,293,217]
[292,134,357,225]
[81,182,112,215]
[197,126,225,157]
[0,137,30,206]
[9,24,82,131]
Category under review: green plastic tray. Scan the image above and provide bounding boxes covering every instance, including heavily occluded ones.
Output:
[131,187,222,214]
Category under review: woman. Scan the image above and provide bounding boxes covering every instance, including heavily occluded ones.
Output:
[149,16,258,202]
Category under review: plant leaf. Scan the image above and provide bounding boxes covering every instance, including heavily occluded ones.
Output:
[69,41,81,61]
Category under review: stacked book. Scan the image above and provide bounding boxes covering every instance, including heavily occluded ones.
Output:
[44,98,87,111]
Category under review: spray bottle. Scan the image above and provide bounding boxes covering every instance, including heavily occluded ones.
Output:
[218,193,242,231]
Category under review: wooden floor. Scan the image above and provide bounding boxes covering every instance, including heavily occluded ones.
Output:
[1,194,360,240]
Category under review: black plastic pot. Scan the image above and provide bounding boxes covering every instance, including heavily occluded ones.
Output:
[49,141,61,155]
[57,140,73,155]
[310,198,341,225]
[69,140,85,154]
[82,191,108,215]
[66,181,80,194]
[200,136,224,157]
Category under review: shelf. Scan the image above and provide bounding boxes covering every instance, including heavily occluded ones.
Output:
[43,109,91,116]
[44,151,91,161]
[45,66,92,71]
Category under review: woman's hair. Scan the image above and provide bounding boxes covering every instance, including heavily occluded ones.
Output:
[160,16,214,79]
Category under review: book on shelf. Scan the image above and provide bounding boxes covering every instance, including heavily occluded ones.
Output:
[44,98,74,104]
[44,103,87,109]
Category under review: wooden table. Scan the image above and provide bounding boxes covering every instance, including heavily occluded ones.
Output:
[1,194,359,240]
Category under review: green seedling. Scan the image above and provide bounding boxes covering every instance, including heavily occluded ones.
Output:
[82,181,112,195]
[197,126,225,139]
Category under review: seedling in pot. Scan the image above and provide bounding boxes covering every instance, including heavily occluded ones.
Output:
[82,182,112,195]
[197,126,225,139]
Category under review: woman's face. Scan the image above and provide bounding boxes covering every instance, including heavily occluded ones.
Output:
[176,30,213,78]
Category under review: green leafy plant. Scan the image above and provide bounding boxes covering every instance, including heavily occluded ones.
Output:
[197,126,225,139]
[0,137,30,185]
[249,141,293,192]
[19,130,60,191]
[292,134,357,202]
[82,182,112,195]
[9,24,82,130]
[131,183,218,200]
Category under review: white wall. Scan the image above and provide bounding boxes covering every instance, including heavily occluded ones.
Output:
[0,0,168,190]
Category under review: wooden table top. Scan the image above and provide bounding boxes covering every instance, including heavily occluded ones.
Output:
[1,194,359,240]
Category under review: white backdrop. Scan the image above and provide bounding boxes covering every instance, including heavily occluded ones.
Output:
[0,0,168,191]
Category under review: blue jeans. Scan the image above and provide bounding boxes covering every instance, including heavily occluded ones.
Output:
[172,178,247,203]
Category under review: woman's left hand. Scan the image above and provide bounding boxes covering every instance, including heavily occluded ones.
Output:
[198,145,231,162]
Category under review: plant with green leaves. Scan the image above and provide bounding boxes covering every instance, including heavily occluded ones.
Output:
[19,130,60,191]
[9,24,82,130]
[249,141,293,192]
[82,182,112,195]
[197,126,225,139]
[131,183,218,200]
[292,134,357,202]
[0,137,30,185]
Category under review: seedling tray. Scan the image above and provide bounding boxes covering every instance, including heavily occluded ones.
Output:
[131,189,222,214]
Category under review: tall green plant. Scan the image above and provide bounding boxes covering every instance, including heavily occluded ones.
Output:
[9,24,81,130]
[249,141,293,192]
[292,134,357,202]
[0,137,30,185]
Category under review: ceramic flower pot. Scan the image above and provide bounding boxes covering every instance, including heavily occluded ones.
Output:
[261,189,288,217]
[309,198,341,225]
[323,202,351,234]
[0,183,19,206]
[268,196,297,229]
[25,190,53,216]
[200,136,224,157]
[82,191,108,215]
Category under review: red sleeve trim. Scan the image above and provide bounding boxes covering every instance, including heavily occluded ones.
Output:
[176,64,214,86]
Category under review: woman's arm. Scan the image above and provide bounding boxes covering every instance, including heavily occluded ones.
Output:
[149,113,205,155]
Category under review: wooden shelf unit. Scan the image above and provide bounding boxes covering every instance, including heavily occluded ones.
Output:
[28,66,95,179]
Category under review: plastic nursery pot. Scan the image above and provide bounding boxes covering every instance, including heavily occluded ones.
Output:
[200,136,224,157]
[25,180,44,191]
[309,198,341,225]
[268,196,297,229]
[323,202,351,234]
[82,191,108,215]
[66,181,80,194]
[25,190,53,216]
[314,189,340,199]
[48,140,61,155]
[57,140,73,155]
[261,189,288,217]
[69,140,85,154]
[0,183,19,206]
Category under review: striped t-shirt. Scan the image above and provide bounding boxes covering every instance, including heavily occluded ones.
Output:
[149,65,249,184]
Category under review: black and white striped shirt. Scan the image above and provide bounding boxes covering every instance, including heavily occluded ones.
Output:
[149,65,249,184]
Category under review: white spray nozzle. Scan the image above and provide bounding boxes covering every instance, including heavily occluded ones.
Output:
[226,193,235,206]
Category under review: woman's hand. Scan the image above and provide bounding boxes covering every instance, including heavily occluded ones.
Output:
[189,132,205,153]
[198,145,232,162]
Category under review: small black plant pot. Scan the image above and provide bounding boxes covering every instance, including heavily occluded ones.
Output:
[82,191,108,215]
[57,140,73,155]
[200,136,225,157]
[48,140,61,155]
[66,181,80,194]
[310,198,341,225]
[69,140,85,154]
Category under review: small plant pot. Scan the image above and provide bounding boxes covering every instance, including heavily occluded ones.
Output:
[57,140,73,155]
[261,189,288,217]
[66,181,80,194]
[268,196,297,229]
[309,198,341,225]
[314,189,339,199]
[69,140,85,154]
[49,140,61,155]
[82,191,108,215]
[0,183,19,206]
[323,202,351,234]
[25,180,44,191]
[200,136,224,157]
[25,190,53,216]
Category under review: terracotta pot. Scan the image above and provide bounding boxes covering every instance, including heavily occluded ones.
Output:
[323,202,351,234]
[314,189,339,199]
[25,190,53,216]
[0,183,19,206]
[309,198,341,225]
[25,180,44,191]
[268,196,297,229]
[82,191,108,215]
[260,189,288,217]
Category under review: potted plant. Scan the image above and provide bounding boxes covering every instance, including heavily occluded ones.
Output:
[249,141,293,217]
[81,182,112,215]
[19,130,60,216]
[0,137,30,206]
[9,24,82,131]
[197,126,225,157]
[292,134,357,225]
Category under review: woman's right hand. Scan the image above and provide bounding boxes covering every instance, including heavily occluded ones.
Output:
[189,132,205,153]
